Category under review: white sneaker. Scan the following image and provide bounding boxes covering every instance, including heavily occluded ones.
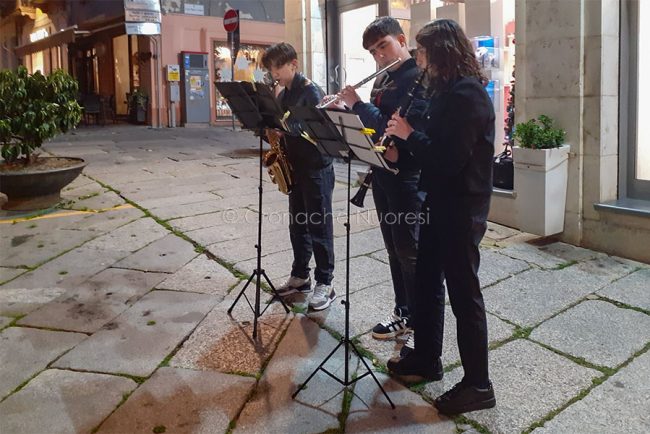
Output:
[276,276,312,297]
[309,283,336,311]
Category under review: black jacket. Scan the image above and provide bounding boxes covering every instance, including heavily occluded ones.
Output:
[279,72,332,173]
[400,76,495,203]
[352,58,426,172]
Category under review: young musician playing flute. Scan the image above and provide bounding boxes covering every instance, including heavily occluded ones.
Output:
[329,17,428,357]
[262,43,336,311]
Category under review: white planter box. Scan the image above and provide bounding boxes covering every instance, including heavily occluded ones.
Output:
[513,145,570,236]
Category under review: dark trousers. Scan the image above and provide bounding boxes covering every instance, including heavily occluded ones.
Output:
[288,164,335,285]
[372,169,423,317]
[414,196,490,387]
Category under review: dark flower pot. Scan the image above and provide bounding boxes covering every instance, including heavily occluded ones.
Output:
[0,157,86,211]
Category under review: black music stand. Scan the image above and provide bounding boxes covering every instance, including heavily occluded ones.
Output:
[289,105,396,409]
[216,81,290,339]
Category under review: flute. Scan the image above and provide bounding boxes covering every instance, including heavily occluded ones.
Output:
[316,58,401,109]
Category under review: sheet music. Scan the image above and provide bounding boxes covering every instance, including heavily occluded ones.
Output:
[324,110,398,173]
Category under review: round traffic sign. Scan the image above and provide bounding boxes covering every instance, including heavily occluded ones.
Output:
[223,9,239,32]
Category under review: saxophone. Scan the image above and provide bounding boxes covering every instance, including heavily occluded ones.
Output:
[263,128,293,194]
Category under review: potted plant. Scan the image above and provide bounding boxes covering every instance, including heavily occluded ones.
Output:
[512,114,570,236]
[0,66,84,211]
[128,88,148,124]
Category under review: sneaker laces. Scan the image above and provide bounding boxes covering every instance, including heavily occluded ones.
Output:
[404,333,414,349]
[379,314,401,328]
[313,284,330,299]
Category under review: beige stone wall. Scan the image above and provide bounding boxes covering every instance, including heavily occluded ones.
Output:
[284,0,327,89]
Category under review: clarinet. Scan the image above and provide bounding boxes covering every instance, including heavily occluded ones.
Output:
[350,70,426,208]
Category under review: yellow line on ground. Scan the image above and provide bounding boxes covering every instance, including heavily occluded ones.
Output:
[0,204,134,224]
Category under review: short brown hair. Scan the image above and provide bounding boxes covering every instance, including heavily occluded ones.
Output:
[262,42,297,69]
[362,17,404,50]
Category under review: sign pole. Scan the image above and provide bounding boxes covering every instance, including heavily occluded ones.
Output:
[230,34,236,131]
[224,8,240,131]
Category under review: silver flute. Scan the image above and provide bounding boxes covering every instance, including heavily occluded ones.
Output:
[316,58,401,109]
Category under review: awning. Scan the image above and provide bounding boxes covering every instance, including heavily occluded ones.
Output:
[14,26,89,57]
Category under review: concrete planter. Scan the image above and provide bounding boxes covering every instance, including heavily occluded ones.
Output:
[513,145,570,236]
[0,157,86,211]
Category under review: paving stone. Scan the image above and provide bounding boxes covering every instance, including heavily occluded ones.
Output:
[0,227,98,268]
[530,300,650,368]
[17,269,167,333]
[113,233,197,273]
[235,249,306,283]
[479,248,530,288]
[371,249,389,264]
[234,316,348,434]
[0,369,136,434]
[68,190,125,211]
[533,350,650,433]
[207,228,291,263]
[332,227,386,259]
[574,255,641,284]
[137,191,220,210]
[0,316,11,329]
[347,370,455,434]
[0,287,67,316]
[171,208,253,233]
[334,215,380,237]
[499,243,567,269]
[485,222,521,241]
[57,206,144,232]
[0,267,25,284]
[0,328,86,399]
[422,340,600,434]
[356,306,514,369]
[598,268,650,311]
[97,367,255,434]
[171,293,291,375]
[537,241,607,263]
[53,290,218,377]
[85,217,169,252]
[346,255,392,292]
[484,267,607,326]
[157,254,239,296]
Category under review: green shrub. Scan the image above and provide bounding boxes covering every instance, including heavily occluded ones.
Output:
[0,66,82,164]
[512,115,566,149]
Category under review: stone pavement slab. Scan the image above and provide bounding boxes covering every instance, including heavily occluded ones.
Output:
[0,227,98,268]
[533,350,650,433]
[598,268,650,310]
[157,254,239,296]
[479,248,530,288]
[207,228,291,264]
[0,369,136,434]
[538,241,607,263]
[484,266,607,326]
[53,290,218,377]
[345,255,392,293]
[423,339,600,434]
[136,191,220,210]
[85,217,169,252]
[233,316,349,434]
[0,316,11,329]
[97,367,256,434]
[574,255,641,283]
[332,227,387,260]
[113,233,197,273]
[530,300,650,368]
[67,190,125,211]
[57,205,144,232]
[171,208,254,233]
[346,371,455,434]
[152,194,260,221]
[0,287,67,317]
[0,327,86,399]
[0,267,25,284]
[17,268,168,333]
[499,243,568,269]
[484,222,521,241]
[170,293,291,375]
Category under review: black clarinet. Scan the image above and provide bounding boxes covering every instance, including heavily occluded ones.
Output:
[350,70,426,208]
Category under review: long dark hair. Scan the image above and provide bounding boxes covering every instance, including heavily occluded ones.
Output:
[415,19,486,89]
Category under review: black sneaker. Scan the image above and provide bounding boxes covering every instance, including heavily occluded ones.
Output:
[386,352,443,384]
[399,332,414,358]
[434,380,496,415]
[372,308,411,339]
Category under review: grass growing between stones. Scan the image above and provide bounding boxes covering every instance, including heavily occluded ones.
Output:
[453,415,492,433]
[596,295,650,316]
[554,260,578,270]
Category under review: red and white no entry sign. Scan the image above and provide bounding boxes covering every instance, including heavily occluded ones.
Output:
[223,9,239,32]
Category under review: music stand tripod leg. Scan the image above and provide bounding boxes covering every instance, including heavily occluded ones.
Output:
[228,134,290,339]
[292,146,395,409]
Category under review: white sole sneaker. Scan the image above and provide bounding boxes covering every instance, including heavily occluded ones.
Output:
[309,290,336,311]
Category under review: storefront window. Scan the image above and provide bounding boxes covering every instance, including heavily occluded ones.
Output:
[213,42,267,119]
[637,0,649,181]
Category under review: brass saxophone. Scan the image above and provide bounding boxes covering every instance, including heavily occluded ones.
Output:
[263,128,293,194]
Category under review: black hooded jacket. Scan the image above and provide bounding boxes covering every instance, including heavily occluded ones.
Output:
[278,72,332,173]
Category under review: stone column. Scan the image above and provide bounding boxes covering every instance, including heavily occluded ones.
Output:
[284,0,327,89]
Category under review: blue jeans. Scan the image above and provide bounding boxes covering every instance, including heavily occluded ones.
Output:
[371,169,423,317]
[288,165,335,285]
